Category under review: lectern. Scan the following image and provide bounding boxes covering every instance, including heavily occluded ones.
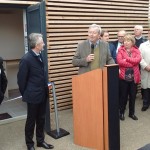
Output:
[72,65,120,150]
[72,69,104,150]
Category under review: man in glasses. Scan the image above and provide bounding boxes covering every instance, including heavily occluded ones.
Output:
[111,30,126,63]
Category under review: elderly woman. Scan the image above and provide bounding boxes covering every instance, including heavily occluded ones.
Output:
[117,34,141,121]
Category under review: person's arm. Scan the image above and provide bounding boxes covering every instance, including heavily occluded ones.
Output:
[1,65,7,94]
[125,50,141,66]
[72,42,89,67]
[17,59,29,96]
[0,57,7,95]
[139,44,150,71]
[117,50,133,67]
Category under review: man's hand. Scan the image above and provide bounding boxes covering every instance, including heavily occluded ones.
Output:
[145,65,150,72]
[86,54,94,62]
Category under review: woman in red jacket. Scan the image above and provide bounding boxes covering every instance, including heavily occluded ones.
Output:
[117,34,141,121]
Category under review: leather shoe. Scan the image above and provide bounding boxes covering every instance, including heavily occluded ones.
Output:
[129,114,138,120]
[37,141,54,149]
[120,114,125,121]
[141,106,148,111]
[27,146,35,150]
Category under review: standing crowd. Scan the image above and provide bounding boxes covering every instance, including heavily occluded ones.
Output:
[72,24,150,121]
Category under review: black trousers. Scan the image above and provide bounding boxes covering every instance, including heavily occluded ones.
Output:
[142,88,150,107]
[119,79,137,115]
[25,100,46,148]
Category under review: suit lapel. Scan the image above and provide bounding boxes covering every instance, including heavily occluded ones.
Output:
[85,40,91,55]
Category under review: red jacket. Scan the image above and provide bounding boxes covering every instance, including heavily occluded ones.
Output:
[117,45,141,83]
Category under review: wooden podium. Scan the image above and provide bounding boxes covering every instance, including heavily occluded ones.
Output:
[72,65,120,150]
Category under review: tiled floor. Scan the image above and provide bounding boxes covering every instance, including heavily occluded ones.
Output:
[0,97,150,150]
[0,98,27,118]
[0,93,150,150]
[0,89,27,124]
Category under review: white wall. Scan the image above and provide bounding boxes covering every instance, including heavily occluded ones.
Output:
[0,8,24,96]
[0,8,24,60]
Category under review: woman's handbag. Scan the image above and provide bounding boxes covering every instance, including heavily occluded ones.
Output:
[124,50,134,82]
[125,68,134,82]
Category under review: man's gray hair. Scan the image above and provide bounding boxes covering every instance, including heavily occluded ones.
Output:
[89,24,101,34]
[134,25,143,31]
[28,33,43,49]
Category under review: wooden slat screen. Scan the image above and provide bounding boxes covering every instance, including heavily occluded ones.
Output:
[0,0,40,5]
[45,0,149,111]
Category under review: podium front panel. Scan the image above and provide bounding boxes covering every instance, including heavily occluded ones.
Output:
[72,69,104,150]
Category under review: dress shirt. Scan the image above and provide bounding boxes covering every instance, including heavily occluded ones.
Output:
[116,42,122,53]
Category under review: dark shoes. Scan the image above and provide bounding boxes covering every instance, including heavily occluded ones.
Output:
[129,114,138,120]
[141,106,148,111]
[37,141,54,149]
[27,146,35,150]
[27,141,54,150]
[120,114,125,121]
[120,114,138,121]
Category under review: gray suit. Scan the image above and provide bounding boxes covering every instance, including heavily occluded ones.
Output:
[72,40,114,74]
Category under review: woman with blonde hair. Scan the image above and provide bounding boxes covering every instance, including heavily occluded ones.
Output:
[117,34,141,121]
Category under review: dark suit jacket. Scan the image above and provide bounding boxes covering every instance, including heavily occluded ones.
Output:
[72,40,114,74]
[135,36,147,48]
[111,40,118,50]
[17,50,48,104]
[109,42,116,63]
[111,40,119,63]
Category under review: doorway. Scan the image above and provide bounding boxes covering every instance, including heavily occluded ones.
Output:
[0,8,27,124]
[0,1,49,128]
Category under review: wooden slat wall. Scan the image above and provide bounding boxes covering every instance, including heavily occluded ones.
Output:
[45,0,149,111]
[0,0,40,4]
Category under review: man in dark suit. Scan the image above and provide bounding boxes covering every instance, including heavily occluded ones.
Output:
[100,30,116,63]
[17,33,54,150]
[111,30,126,63]
[134,25,147,103]
[134,25,147,48]
[72,24,114,74]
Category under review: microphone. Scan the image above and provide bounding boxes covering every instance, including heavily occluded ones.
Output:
[91,43,95,54]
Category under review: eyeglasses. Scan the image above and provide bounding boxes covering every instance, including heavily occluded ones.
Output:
[118,36,124,38]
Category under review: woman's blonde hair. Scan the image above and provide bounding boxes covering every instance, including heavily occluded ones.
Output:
[124,33,135,45]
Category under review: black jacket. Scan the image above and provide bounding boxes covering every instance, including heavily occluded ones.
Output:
[0,57,8,104]
[17,50,48,104]
[135,36,147,48]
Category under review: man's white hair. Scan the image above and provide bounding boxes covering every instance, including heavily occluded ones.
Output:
[89,24,101,34]
[134,25,143,31]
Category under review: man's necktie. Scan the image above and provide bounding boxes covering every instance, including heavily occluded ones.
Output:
[37,54,42,62]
